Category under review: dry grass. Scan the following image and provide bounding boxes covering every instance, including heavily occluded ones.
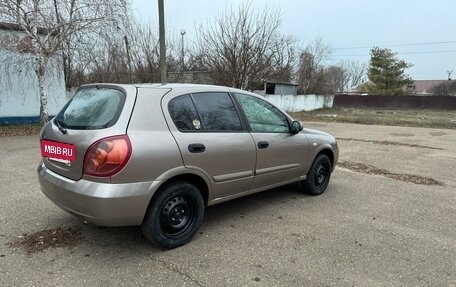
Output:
[291,108,456,129]
[0,124,42,137]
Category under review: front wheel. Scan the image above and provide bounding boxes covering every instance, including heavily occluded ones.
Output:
[302,154,332,196]
[141,181,204,249]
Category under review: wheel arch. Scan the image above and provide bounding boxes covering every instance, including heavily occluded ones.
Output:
[316,148,335,171]
[152,173,210,207]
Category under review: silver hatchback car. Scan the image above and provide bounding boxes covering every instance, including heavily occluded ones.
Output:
[38,83,338,248]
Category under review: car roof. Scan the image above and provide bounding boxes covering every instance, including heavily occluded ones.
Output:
[133,83,248,94]
[81,83,259,97]
[133,83,219,89]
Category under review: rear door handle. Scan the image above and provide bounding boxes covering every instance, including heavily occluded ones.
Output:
[257,141,269,149]
[188,143,206,153]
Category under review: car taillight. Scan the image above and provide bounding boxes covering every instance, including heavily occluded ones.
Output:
[83,135,132,177]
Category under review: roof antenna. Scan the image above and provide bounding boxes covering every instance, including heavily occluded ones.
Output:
[447,70,453,81]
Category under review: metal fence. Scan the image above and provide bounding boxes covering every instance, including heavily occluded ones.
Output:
[333,95,456,110]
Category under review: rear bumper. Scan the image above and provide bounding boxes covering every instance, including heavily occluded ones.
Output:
[37,162,156,226]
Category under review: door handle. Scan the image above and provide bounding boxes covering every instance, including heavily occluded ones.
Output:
[257,141,269,149]
[188,143,206,153]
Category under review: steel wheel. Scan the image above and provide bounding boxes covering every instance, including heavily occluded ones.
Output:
[314,161,330,189]
[141,181,205,249]
[161,196,194,237]
[302,154,332,196]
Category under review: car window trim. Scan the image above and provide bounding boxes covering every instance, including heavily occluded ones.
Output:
[188,93,206,131]
[176,129,250,133]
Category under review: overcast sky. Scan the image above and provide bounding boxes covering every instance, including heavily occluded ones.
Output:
[132,0,456,80]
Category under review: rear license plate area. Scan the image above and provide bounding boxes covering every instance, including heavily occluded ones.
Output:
[41,140,76,162]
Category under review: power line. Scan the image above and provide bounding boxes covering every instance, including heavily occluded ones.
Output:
[334,40,456,50]
[334,49,456,57]
[400,49,456,55]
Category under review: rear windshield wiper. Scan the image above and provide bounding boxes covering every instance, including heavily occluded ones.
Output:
[54,118,67,134]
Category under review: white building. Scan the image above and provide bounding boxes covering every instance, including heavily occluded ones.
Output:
[0,22,67,124]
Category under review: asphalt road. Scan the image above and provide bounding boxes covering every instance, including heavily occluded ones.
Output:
[0,122,455,287]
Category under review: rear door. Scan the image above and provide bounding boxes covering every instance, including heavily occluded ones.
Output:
[40,85,138,180]
[163,91,256,200]
[233,93,310,188]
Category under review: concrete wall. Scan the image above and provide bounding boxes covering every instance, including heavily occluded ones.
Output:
[0,29,67,124]
[263,94,334,112]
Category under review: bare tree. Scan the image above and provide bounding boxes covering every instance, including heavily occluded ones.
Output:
[72,19,185,85]
[324,65,347,93]
[128,21,160,83]
[345,60,367,90]
[0,0,128,123]
[325,60,367,93]
[296,37,331,94]
[430,80,456,96]
[55,0,132,87]
[296,38,366,94]
[195,3,297,90]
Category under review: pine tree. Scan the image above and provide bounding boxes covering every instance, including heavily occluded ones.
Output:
[368,47,413,95]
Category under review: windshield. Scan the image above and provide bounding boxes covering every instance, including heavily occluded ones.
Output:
[55,88,125,130]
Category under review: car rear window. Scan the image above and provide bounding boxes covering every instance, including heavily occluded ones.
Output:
[55,88,125,130]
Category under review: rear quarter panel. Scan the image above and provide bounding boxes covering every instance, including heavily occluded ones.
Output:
[111,87,184,184]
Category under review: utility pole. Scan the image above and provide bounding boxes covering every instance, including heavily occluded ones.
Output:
[116,26,133,82]
[180,29,186,71]
[124,35,132,82]
[158,0,167,84]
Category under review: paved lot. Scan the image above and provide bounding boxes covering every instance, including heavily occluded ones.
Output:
[0,122,455,286]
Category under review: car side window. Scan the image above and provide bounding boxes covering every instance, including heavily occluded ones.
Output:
[234,93,289,133]
[168,95,202,131]
[192,92,243,131]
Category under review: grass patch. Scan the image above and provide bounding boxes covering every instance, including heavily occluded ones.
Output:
[290,108,456,129]
[0,124,42,137]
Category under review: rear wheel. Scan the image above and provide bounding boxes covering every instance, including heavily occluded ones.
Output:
[141,181,204,249]
[302,154,332,196]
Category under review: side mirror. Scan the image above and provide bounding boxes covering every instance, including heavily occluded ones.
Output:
[291,121,303,134]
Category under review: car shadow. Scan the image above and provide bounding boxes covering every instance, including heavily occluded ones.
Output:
[49,182,308,255]
[203,182,305,225]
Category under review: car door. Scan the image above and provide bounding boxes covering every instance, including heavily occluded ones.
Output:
[163,91,256,201]
[233,93,310,189]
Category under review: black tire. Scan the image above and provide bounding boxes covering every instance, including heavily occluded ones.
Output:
[302,154,332,196]
[141,181,204,249]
